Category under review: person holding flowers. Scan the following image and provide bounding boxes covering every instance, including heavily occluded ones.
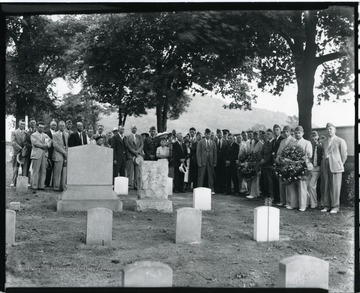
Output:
[283,126,312,211]
[275,125,296,207]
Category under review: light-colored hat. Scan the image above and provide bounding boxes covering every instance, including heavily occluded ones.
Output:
[179,163,188,173]
[112,127,118,132]
[133,156,144,165]
[16,153,25,165]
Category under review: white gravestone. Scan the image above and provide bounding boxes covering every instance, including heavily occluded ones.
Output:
[9,202,20,211]
[57,145,122,212]
[122,261,173,287]
[114,176,128,195]
[86,207,113,245]
[16,176,28,192]
[6,209,16,245]
[193,187,211,210]
[175,207,202,244]
[254,206,280,242]
[136,160,172,212]
[167,177,173,196]
[278,255,329,289]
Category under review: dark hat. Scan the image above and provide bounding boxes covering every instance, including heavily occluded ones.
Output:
[311,130,319,137]
[95,136,104,142]
[283,125,291,131]
[141,133,149,138]
[294,126,304,132]
[273,124,281,130]
[253,131,259,135]
[326,122,335,128]
[216,128,222,134]
[149,126,156,131]
[266,128,273,133]
[222,129,229,134]
[241,131,247,135]
[189,127,196,131]
[247,130,253,133]
[205,128,211,134]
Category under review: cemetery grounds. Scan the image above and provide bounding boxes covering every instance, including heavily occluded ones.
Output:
[5,146,354,291]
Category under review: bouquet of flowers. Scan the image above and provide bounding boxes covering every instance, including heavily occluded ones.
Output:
[238,151,261,179]
[274,145,308,184]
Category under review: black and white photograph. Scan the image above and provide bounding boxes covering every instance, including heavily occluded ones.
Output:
[3,2,357,292]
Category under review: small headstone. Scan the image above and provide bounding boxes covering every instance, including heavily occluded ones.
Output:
[122,261,173,287]
[16,176,28,193]
[9,202,20,211]
[167,177,173,196]
[193,187,211,210]
[175,207,202,244]
[6,209,16,245]
[278,255,329,289]
[86,207,112,245]
[114,176,129,195]
[254,206,280,242]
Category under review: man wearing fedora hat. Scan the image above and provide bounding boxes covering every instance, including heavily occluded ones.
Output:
[197,128,217,195]
[321,123,347,214]
[172,132,186,193]
[10,119,26,187]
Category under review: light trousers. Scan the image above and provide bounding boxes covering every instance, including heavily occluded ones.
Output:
[31,152,47,190]
[322,159,342,210]
[307,166,320,207]
[53,158,66,191]
[285,179,308,209]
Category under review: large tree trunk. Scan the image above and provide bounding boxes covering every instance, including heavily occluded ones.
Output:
[118,106,123,126]
[156,104,163,133]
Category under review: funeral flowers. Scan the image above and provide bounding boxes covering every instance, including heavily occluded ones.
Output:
[274,145,308,184]
[238,151,261,179]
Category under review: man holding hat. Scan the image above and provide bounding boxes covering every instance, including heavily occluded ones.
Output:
[214,128,228,194]
[10,119,26,187]
[275,125,296,207]
[306,130,323,209]
[22,118,37,181]
[321,123,347,214]
[197,128,217,194]
[172,132,187,193]
[286,126,312,211]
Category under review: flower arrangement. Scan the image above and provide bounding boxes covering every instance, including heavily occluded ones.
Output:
[238,151,261,179]
[274,145,308,184]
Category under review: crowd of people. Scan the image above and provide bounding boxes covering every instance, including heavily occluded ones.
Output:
[10,118,347,213]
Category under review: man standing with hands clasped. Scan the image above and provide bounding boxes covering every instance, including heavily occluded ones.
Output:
[321,123,347,214]
[52,121,68,191]
[197,128,217,195]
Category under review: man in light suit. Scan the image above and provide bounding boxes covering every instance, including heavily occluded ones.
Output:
[10,119,26,187]
[68,122,88,147]
[30,121,51,192]
[197,128,217,194]
[52,121,68,191]
[111,125,127,181]
[45,120,57,187]
[321,123,347,214]
[125,125,144,190]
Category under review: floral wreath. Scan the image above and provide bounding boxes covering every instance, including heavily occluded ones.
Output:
[238,151,261,179]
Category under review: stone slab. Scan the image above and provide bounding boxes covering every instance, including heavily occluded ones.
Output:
[193,187,211,210]
[167,177,173,196]
[6,209,16,245]
[254,206,279,242]
[175,207,202,244]
[278,255,329,289]
[9,202,20,211]
[139,160,168,199]
[67,145,113,185]
[114,176,129,195]
[16,176,28,192]
[122,261,173,287]
[58,199,122,212]
[136,199,173,213]
[86,207,113,245]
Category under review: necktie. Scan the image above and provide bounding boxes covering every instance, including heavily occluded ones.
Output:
[62,132,66,147]
[313,145,318,167]
[218,140,220,149]
[80,132,83,145]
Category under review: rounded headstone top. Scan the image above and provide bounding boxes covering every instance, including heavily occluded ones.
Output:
[6,209,16,215]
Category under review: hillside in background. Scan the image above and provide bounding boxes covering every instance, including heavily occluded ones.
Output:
[100,93,291,135]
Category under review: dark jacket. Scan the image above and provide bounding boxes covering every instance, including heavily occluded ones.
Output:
[172,141,186,167]
[68,131,88,147]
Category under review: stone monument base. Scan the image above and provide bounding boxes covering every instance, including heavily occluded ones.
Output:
[136,199,173,213]
[57,185,123,212]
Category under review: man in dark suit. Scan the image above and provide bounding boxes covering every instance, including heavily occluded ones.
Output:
[224,133,239,195]
[144,126,158,161]
[214,129,228,194]
[44,120,57,187]
[260,129,275,199]
[189,130,201,189]
[172,132,186,193]
[68,121,88,147]
[10,119,26,187]
[271,124,284,204]
[111,125,127,182]
[197,128,217,194]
